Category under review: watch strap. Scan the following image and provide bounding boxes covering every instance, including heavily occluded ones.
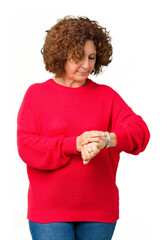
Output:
[104,131,112,148]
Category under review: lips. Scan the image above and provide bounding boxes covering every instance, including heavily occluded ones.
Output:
[77,71,88,74]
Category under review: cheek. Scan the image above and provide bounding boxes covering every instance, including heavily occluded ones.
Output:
[69,63,80,73]
[65,63,78,76]
[90,62,96,71]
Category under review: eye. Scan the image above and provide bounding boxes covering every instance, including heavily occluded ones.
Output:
[89,56,96,60]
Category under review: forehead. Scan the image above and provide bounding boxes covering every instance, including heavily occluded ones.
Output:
[84,40,96,53]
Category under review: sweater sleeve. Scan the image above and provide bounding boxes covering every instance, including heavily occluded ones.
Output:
[111,92,150,155]
[17,85,80,171]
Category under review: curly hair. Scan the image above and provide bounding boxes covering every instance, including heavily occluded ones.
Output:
[41,16,113,76]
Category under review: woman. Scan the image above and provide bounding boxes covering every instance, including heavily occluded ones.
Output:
[17,16,150,240]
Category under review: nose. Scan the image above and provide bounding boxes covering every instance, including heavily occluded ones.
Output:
[81,58,89,69]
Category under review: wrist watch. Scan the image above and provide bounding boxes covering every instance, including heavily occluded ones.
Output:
[104,131,112,148]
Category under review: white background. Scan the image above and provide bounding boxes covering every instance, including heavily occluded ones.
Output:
[1,0,167,239]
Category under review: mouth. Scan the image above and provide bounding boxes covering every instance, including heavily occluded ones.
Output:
[77,71,88,75]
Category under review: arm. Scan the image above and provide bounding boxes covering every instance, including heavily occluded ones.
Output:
[111,92,150,155]
[17,87,80,171]
[80,92,150,164]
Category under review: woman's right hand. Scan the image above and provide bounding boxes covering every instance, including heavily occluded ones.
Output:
[81,142,100,165]
[76,131,106,153]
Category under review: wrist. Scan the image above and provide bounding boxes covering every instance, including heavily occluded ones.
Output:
[76,136,81,152]
[109,132,117,147]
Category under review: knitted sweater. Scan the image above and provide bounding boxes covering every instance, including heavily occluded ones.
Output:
[17,78,150,223]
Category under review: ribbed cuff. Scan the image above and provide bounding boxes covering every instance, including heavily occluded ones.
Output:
[62,136,80,155]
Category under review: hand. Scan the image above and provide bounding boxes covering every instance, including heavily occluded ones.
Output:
[81,142,100,165]
[81,136,107,165]
[76,131,107,152]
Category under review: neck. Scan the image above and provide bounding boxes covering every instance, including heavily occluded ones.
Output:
[53,77,87,88]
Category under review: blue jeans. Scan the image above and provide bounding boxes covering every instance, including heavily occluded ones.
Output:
[29,220,117,240]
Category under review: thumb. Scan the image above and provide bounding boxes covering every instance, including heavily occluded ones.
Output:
[82,139,89,146]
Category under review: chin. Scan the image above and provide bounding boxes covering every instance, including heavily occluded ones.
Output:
[74,76,88,82]
[79,74,89,80]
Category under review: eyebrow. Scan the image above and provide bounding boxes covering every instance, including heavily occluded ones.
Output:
[89,52,96,55]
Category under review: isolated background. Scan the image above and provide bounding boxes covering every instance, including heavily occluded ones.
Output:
[2,0,167,239]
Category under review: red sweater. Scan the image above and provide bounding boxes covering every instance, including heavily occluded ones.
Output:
[17,78,150,223]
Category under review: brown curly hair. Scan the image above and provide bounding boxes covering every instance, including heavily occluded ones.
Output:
[41,16,113,76]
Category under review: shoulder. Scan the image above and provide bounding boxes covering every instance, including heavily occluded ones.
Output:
[89,78,117,96]
[24,79,51,98]
[21,79,52,108]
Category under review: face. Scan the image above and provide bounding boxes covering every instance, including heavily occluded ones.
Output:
[63,40,96,82]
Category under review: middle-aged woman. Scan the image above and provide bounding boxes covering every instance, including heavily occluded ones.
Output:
[17,16,150,240]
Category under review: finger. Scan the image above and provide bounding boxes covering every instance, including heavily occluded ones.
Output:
[81,143,98,162]
[81,147,89,161]
[82,156,91,164]
[86,131,107,137]
[89,142,99,152]
[91,142,99,152]
[82,137,100,146]
[81,150,91,160]
[81,139,90,146]
[84,148,94,162]
[81,148,86,160]
[86,144,93,153]
[83,145,91,160]
[84,147,96,161]
[83,159,90,165]
[87,143,99,157]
